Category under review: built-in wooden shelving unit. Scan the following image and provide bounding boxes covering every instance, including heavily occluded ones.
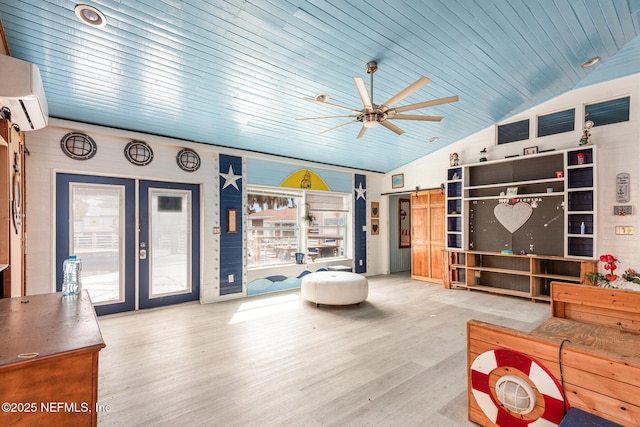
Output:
[444,146,597,300]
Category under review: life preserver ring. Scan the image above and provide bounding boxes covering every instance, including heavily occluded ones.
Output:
[470,348,569,426]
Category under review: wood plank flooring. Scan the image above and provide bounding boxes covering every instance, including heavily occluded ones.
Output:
[96,272,550,426]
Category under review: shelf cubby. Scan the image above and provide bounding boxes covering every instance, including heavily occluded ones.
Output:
[443,250,597,301]
[445,166,464,250]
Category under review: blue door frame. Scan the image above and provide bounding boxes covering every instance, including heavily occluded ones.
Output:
[56,174,200,315]
[138,180,200,309]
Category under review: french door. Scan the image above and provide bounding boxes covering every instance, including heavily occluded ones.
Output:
[56,174,200,315]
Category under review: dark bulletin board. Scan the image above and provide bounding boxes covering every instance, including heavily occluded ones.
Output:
[469,195,564,256]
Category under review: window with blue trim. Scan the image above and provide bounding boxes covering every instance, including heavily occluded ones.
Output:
[537,108,575,137]
[497,119,529,144]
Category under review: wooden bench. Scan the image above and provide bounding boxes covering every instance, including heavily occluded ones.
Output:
[467,281,640,427]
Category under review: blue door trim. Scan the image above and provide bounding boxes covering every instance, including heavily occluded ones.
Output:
[55,173,136,315]
[138,180,200,309]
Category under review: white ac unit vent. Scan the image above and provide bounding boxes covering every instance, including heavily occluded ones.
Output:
[0,54,49,131]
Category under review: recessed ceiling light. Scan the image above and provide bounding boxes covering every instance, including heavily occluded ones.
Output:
[314,94,329,102]
[581,56,600,68]
[429,136,439,143]
[75,4,107,28]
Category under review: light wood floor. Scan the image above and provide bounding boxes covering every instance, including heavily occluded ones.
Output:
[96,272,550,426]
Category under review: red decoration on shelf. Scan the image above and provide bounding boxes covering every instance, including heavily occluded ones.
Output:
[600,254,618,282]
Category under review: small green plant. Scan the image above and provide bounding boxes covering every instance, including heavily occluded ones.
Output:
[584,271,607,287]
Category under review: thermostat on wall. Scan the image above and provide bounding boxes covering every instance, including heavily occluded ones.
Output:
[616,172,630,203]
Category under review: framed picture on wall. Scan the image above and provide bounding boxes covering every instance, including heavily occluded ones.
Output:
[392,174,404,189]
[371,201,379,218]
[371,219,380,235]
[227,209,238,233]
[399,198,411,248]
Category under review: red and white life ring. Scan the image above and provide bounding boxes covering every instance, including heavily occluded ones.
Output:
[470,348,569,426]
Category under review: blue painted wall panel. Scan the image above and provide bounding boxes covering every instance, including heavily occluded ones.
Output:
[354,174,366,274]
[220,154,244,295]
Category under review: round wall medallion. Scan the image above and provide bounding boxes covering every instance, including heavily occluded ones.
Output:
[176,148,201,172]
[124,140,154,166]
[60,132,97,160]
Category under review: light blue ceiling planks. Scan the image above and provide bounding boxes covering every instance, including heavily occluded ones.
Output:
[1,0,640,172]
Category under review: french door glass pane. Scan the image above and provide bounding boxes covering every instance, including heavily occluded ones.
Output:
[150,190,191,297]
[71,184,124,304]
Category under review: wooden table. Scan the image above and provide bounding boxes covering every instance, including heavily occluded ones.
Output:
[0,291,105,426]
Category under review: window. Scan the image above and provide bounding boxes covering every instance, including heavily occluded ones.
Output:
[247,189,300,267]
[246,187,351,267]
[585,96,630,127]
[306,192,349,261]
[497,119,529,144]
[537,108,575,137]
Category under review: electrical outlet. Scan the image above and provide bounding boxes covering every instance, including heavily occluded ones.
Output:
[228,274,234,282]
[212,226,221,234]
[359,259,363,266]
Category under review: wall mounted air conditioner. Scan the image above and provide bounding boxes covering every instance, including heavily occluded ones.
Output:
[0,54,49,131]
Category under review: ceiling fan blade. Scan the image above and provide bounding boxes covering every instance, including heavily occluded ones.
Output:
[353,77,373,112]
[320,120,356,135]
[391,95,459,114]
[302,97,361,113]
[356,126,367,139]
[381,76,431,110]
[381,120,405,135]
[387,114,443,122]
[297,115,357,121]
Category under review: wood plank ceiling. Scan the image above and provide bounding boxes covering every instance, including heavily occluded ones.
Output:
[1,1,639,173]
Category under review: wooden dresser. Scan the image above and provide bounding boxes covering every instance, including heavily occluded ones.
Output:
[0,291,105,426]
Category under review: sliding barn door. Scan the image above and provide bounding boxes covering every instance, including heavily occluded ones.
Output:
[411,190,445,284]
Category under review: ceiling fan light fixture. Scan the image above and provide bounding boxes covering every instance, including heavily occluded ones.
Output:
[581,56,600,68]
[75,4,107,28]
[362,113,381,128]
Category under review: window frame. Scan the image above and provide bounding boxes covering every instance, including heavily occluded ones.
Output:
[496,118,530,145]
[536,108,575,138]
[584,96,630,128]
[305,190,351,262]
[246,186,351,268]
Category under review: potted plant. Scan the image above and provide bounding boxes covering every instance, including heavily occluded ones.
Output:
[584,271,608,287]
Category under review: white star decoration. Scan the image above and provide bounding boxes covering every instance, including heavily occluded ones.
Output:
[220,165,242,190]
[355,182,366,200]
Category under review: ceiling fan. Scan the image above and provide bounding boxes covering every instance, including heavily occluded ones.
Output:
[298,61,459,138]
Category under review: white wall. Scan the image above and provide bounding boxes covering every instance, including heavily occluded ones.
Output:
[386,74,640,274]
[24,119,386,301]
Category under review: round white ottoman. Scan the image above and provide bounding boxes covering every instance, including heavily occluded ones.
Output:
[301,271,368,307]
